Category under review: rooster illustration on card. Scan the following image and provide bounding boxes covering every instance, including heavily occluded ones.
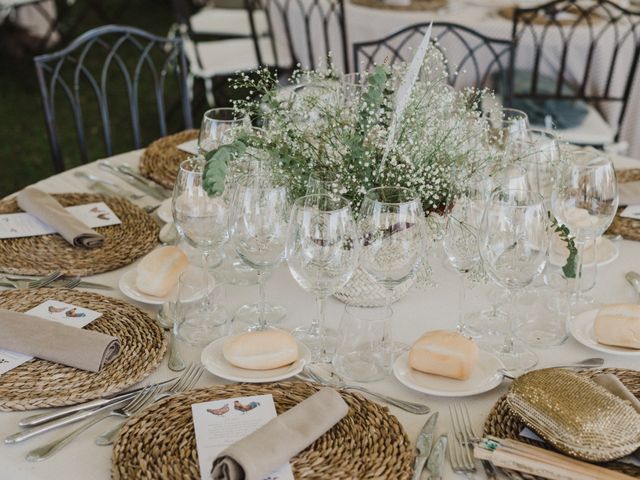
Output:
[234,400,260,413]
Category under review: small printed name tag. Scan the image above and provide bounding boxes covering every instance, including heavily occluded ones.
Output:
[620,204,640,220]
[0,300,102,375]
[191,394,294,480]
[0,202,121,239]
[177,139,199,155]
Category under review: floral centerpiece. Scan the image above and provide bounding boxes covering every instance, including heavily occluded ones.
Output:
[203,45,503,305]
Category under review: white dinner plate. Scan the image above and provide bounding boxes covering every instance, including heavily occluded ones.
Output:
[549,236,618,268]
[569,309,640,356]
[118,266,215,305]
[393,350,504,397]
[156,197,173,224]
[201,335,312,383]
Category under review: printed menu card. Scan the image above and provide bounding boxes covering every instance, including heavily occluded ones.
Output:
[191,394,295,480]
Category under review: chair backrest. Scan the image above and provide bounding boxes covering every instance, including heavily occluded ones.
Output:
[352,22,513,91]
[245,0,349,73]
[510,0,640,140]
[34,25,193,173]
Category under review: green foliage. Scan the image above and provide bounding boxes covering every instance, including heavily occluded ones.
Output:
[549,214,578,278]
[203,139,247,196]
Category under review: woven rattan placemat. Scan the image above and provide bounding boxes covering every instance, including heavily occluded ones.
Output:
[112,381,412,480]
[498,5,603,25]
[484,368,640,478]
[351,0,446,11]
[139,129,199,190]
[0,288,166,411]
[0,193,158,276]
[608,169,640,241]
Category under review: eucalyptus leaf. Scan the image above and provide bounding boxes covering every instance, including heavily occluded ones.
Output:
[203,140,247,196]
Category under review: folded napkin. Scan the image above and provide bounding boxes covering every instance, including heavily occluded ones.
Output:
[0,309,120,372]
[593,373,640,414]
[618,181,640,207]
[16,187,104,248]
[211,387,349,480]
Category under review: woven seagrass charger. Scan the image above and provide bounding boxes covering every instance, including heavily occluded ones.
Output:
[139,129,199,189]
[484,368,640,478]
[351,0,446,11]
[498,5,603,25]
[0,289,166,411]
[608,169,640,241]
[0,193,158,276]
[112,381,413,480]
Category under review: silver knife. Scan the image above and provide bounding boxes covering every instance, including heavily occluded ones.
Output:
[426,434,447,480]
[117,164,171,197]
[17,377,176,428]
[97,161,167,201]
[412,412,439,480]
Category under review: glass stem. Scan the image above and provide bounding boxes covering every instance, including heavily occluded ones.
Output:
[257,270,266,330]
[502,288,516,354]
[457,272,467,334]
[573,238,586,301]
[201,249,210,308]
[315,295,328,361]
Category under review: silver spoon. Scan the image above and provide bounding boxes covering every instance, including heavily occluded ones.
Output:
[625,271,640,300]
[500,357,605,380]
[157,303,185,372]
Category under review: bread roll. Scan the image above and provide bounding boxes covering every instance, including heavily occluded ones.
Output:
[223,330,299,370]
[409,330,479,380]
[135,246,189,297]
[594,304,640,349]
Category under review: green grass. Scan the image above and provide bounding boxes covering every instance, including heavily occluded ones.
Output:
[0,0,214,197]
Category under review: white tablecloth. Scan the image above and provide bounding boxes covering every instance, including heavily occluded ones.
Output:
[1,150,640,479]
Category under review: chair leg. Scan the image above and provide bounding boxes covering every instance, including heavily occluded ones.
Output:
[204,77,216,107]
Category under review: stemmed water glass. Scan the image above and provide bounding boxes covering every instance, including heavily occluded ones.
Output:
[358,187,426,309]
[230,169,289,330]
[286,194,360,363]
[483,107,530,156]
[198,108,245,155]
[171,157,229,342]
[551,149,618,305]
[478,189,549,371]
[442,188,484,337]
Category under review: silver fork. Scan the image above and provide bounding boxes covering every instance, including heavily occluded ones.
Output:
[449,403,476,475]
[54,277,82,289]
[94,363,203,445]
[26,384,160,462]
[0,271,62,289]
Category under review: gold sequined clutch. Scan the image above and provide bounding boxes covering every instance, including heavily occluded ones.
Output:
[506,369,640,462]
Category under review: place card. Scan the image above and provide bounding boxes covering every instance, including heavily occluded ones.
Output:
[0,202,121,240]
[0,300,102,374]
[191,394,294,480]
[177,139,199,155]
[620,204,640,220]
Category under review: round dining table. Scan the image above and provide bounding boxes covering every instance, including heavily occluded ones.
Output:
[1,148,639,479]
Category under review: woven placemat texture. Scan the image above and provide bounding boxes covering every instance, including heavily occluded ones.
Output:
[484,368,640,478]
[498,4,603,24]
[0,193,158,276]
[351,0,446,11]
[0,288,166,411]
[139,129,199,189]
[609,169,640,241]
[112,381,413,480]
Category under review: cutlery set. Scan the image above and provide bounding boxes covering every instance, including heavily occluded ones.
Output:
[97,160,171,201]
[413,412,446,480]
[0,273,112,291]
[6,365,204,461]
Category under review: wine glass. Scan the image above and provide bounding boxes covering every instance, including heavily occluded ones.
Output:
[358,187,426,309]
[171,157,229,341]
[483,107,530,155]
[442,188,484,337]
[551,149,618,304]
[478,189,549,371]
[198,108,245,155]
[230,170,289,330]
[286,194,360,363]
[306,172,343,197]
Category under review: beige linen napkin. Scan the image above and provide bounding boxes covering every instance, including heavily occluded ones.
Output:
[593,373,640,413]
[211,387,349,480]
[618,181,640,207]
[16,187,104,248]
[0,309,120,372]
